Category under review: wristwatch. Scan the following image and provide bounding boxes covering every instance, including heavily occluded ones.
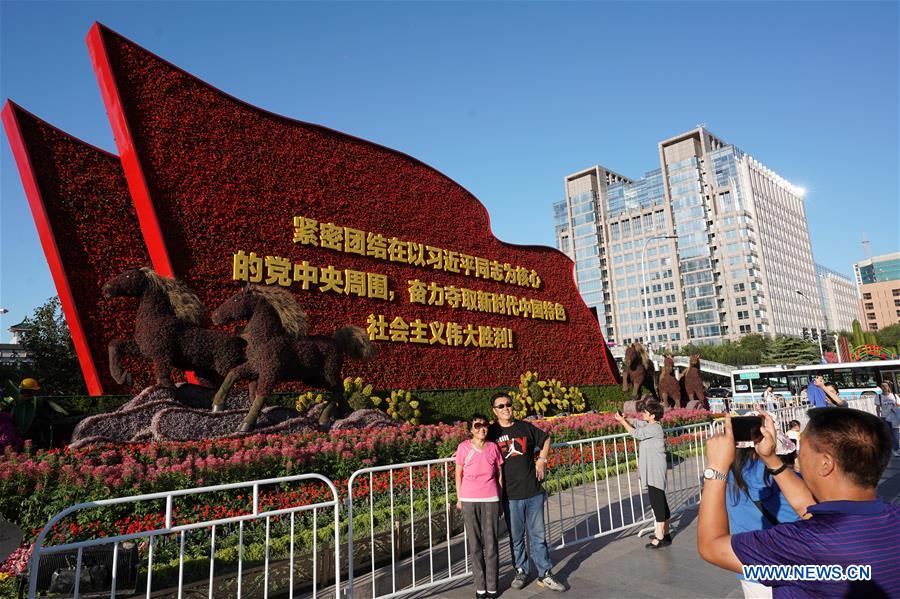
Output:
[703,467,727,481]
[537,456,548,463]
[765,463,788,476]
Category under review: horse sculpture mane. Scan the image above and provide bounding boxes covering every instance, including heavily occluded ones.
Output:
[140,267,207,325]
[249,285,308,338]
[635,343,651,372]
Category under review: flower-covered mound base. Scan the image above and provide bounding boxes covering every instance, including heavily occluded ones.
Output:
[68,385,400,447]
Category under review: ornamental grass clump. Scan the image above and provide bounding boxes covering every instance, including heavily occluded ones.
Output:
[344,377,382,411]
[294,391,326,412]
[386,390,422,425]
[511,371,588,419]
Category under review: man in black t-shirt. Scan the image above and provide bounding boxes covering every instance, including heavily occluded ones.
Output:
[487,393,565,592]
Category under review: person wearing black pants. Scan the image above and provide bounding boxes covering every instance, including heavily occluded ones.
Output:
[615,399,671,547]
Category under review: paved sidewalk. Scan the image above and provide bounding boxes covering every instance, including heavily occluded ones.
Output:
[412,505,741,599]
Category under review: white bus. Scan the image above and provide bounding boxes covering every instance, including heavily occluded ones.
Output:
[724,359,900,411]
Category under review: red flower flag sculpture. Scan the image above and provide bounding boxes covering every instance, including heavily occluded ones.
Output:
[6,23,618,394]
[1,102,152,394]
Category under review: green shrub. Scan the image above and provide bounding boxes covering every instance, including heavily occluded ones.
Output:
[344,377,382,411]
[385,390,422,424]
[581,385,628,412]
[294,391,326,412]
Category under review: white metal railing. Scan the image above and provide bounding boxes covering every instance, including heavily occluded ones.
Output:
[343,421,717,599]
[345,457,465,599]
[768,395,879,432]
[27,474,340,599]
[545,421,715,548]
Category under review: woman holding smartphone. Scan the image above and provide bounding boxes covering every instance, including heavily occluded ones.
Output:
[614,399,670,548]
[455,414,504,598]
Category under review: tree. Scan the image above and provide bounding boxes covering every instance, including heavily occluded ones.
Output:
[851,319,866,347]
[875,324,900,351]
[19,297,86,395]
[763,336,821,365]
[676,334,773,367]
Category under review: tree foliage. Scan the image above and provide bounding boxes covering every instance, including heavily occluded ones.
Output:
[19,297,86,395]
[676,333,823,367]
[875,323,900,352]
[763,336,821,365]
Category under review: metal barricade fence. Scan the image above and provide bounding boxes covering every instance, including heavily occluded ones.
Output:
[344,421,718,599]
[27,474,341,599]
[770,396,880,433]
[345,457,465,599]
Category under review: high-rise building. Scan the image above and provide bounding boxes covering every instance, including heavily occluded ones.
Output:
[554,126,823,350]
[815,264,858,333]
[853,252,900,331]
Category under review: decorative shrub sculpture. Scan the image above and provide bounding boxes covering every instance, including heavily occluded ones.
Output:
[510,371,587,419]
[344,377,383,412]
[295,391,327,413]
[386,390,422,425]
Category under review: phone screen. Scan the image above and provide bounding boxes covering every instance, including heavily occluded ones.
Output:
[732,416,763,443]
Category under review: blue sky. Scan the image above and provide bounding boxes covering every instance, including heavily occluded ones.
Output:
[1,1,898,329]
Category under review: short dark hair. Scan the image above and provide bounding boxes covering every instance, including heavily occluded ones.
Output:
[469,413,488,429]
[642,400,665,422]
[491,392,511,408]
[824,382,840,392]
[803,408,892,488]
[788,420,801,429]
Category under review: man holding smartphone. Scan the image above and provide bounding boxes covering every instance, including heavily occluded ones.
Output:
[697,409,899,596]
[487,393,565,592]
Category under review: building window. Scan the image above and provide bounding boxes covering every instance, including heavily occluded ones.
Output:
[735,297,747,306]
[737,311,749,320]
[867,313,876,320]
[734,283,745,292]
[739,325,751,334]
[865,303,874,310]
[863,292,872,300]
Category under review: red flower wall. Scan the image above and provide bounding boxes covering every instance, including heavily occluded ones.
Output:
[2,103,153,393]
[6,23,618,394]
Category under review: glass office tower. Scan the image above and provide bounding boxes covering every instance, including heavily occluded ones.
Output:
[556,127,822,349]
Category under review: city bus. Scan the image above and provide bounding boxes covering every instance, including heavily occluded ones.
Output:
[724,359,900,411]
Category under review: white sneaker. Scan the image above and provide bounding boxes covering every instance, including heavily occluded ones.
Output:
[536,573,565,592]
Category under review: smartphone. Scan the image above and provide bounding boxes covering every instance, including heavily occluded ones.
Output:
[732,416,763,444]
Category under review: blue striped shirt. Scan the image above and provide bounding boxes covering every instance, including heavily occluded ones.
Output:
[731,498,900,598]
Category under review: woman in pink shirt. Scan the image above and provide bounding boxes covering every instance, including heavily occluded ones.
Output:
[455,413,504,599]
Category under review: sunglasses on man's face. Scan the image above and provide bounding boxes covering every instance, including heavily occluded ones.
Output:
[472,422,487,430]
[493,403,512,410]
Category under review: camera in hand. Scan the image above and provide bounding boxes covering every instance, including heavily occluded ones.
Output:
[732,416,763,444]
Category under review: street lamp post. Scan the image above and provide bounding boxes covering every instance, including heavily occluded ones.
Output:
[641,234,678,357]
[795,289,824,363]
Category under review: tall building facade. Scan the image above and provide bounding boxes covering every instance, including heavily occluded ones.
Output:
[554,127,823,350]
[815,264,858,333]
[853,252,900,331]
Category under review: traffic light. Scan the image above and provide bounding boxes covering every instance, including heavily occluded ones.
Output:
[802,327,810,340]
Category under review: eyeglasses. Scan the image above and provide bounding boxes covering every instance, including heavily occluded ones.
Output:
[493,403,512,409]
[472,422,487,430]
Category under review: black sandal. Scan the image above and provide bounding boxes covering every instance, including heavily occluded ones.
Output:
[646,534,672,548]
